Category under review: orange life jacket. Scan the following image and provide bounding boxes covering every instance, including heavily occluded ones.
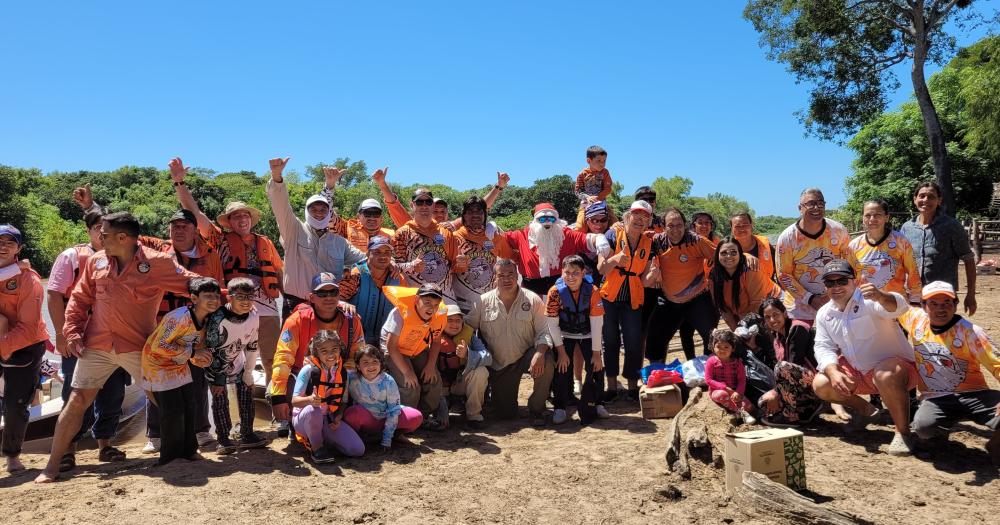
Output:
[383,286,448,357]
[223,232,283,298]
[600,225,653,310]
[291,302,357,371]
[152,236,225,320]
[295,355,346,450]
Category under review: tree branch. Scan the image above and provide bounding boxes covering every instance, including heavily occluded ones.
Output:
[928,0,961,28]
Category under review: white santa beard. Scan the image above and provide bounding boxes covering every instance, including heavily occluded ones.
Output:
[528,221,566,278]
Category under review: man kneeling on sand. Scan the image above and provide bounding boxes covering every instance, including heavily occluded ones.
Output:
[810,259,921,456]
[898,281,1000,465]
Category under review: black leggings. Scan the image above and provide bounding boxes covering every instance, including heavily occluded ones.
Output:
[153,382,199,465]
[645,292,719,361]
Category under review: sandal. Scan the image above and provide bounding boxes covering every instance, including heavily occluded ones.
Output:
[59,452,76,473]
[98,446,127,462]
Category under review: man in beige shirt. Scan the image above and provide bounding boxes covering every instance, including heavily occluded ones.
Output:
[466,259,554,425]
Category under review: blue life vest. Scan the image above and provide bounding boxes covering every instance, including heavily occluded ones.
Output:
[556,276,593,336]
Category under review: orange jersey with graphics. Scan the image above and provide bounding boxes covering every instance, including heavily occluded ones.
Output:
[330,216,394,254]
[451,226,512,312]
[651,232,717,303]
[849,231,922,303]
[391,221,459,289]
[775,219,856,320]
[575,168,613,201]
[899,308,1000,397]
[141,306,212,392]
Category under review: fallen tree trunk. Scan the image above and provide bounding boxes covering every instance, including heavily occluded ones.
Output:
[734,471,873,525]
[664,386,703,478]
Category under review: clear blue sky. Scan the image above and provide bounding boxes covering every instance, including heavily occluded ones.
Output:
[1,1,995,216]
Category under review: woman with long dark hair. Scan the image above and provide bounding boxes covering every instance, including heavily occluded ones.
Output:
[756,298,822,426]
[709,238,781,330]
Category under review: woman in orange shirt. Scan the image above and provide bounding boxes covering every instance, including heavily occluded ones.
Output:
[0,225,49,473]
[709,238,781,330]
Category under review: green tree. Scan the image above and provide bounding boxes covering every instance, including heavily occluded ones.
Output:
[846,35,1000,219]
[745,0,994,215]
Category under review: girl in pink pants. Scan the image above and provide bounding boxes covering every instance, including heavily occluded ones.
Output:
[345,346,423,451]
[704,329,757,424]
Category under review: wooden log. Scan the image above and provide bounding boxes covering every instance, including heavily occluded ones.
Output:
[665,386,703,478]
[734,471,874,525]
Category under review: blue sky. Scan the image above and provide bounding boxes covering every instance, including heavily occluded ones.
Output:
[1,1,995,216]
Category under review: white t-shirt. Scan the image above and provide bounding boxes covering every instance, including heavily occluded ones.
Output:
[205,306,260,384]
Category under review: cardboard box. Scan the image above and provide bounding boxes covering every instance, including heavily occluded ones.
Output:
[724,428,806,493]
[639,384,683,419]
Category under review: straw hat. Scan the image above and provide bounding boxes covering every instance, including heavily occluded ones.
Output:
[217,201,262,230]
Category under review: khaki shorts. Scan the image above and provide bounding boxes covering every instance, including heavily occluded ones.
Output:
[70,350,141,390]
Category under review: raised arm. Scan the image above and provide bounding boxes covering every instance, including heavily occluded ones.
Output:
[372,167,412,228]
[169,157,216,238]
[482,171,510,211]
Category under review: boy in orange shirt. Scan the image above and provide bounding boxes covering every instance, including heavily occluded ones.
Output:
[575,145,613,207]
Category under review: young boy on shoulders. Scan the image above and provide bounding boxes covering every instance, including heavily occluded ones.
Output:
[575,145,613,208]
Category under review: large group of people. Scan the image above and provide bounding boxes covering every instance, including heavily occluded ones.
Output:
[0,145,996,484]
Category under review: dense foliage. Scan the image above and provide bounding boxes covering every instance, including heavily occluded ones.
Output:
[1,162,773,275]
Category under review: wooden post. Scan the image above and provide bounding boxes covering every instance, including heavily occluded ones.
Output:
[972,218,981,263]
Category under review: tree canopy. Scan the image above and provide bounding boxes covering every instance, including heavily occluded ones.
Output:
[1,164,759,274]
[845,35,1000,220]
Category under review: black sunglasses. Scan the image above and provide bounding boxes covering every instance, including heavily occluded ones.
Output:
[823,277,851,287]
[314,289,339,298]
[361,209,383,218]
[413,198,434,206]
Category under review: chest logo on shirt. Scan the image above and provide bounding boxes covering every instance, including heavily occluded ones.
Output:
[483,241,494,251]
[852,305,859,313]
[521,302,530,311]
[95,257,108,271]
[914,328,924,340]
[953,338,963,348]
[679,254,688,263]
[888,240,896,249]
[138,262,151,274]
[5,279,17,291]
[433,234,445,245]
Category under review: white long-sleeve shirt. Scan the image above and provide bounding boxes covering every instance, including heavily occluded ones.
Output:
[813,289,914,373]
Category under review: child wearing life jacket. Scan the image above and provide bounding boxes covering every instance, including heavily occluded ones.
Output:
[545,255,608,425]
[204,277,267,454]
[291,330,364,464]
[344,345,423,451]
[435,304,491,429]
[705,328,757,425]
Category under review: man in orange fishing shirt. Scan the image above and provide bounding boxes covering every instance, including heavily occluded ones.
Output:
[36,212,202,483]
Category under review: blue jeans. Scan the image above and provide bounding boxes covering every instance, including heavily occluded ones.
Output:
[602,300,644,381]
[61,355,128,442]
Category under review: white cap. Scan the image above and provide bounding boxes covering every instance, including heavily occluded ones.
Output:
[445,304,463,317]
[922,281,957,300]
[358,198,382,212]
[629,200,653,215]
[305,195,328,208]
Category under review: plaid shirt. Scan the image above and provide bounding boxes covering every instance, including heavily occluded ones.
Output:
[704,355,746,395]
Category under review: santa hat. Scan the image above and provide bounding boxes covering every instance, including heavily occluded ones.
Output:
[533,203,559,220]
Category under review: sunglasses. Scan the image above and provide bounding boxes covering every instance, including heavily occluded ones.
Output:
[719,250,740,257]
[823,277,851,288]
[637,195,656,202]
[313,289,340,298]
[361,209,383,218]
[413,199,434,206]
[587,216,609,224]
[537,216,557,224]
[232,293,255,301]
[800,200,826,210]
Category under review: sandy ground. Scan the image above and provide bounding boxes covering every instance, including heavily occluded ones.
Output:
[3,274,999,524]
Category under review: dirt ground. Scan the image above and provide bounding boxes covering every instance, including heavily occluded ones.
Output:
[2,274,998,525]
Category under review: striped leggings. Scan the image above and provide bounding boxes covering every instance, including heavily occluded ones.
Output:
[211,382,256,440]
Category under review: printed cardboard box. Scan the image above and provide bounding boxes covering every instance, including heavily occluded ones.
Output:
[724,428,806,493]
[639,384,683,419]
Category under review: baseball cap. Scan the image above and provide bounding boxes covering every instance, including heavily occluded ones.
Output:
[368,235,391,252]
[634,186,657,200]
[445,304,462,317]
[305,195,329,208]
[821,259,855,280]
[416,282,444,299]
[0,224,22,245]
[358,198,382,212]
[922,281,957,301]
[412,188,434,201]
[169,209,197,225]
[629,200,653,216]
[311,272,340,291]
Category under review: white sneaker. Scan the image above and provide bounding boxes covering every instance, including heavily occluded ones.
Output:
[573,380,583,397]
[142,438,160,454]
[596,405,611,419]
[196,432,217,448]
[741,411,757,425]
[553,409,568,425]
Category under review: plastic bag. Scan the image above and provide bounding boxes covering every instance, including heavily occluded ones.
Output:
[742,351,776,404]
[641,358,683,384]
[681,356,710,388]
[647,369,683,388]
